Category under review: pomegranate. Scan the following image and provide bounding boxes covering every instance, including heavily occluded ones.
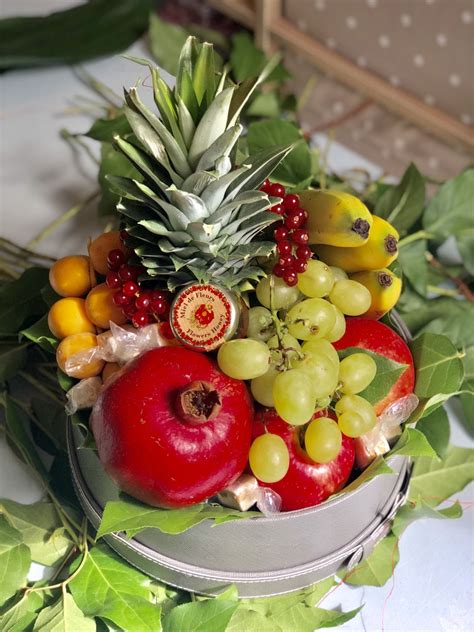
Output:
[252,410,355,511]
[91,347,253,508]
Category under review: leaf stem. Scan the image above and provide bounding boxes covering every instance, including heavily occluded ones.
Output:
[398,230,434,248]
[426,253,474,302]
[426,284,461,298]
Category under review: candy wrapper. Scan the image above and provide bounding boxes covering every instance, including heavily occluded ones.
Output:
[354,394,420,468]
[217,474,282,515]
[65,377,102,415]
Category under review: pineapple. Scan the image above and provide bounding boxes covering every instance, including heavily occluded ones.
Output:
[108,37,294,292]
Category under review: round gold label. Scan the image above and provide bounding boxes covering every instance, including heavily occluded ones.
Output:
[170,284,236,351]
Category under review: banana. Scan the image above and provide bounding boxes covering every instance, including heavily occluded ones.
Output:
[350,268,402,320]
[314,215,399,273]
[299,189,373,247]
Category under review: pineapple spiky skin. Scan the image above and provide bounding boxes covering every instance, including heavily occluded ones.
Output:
[108,38,295,293]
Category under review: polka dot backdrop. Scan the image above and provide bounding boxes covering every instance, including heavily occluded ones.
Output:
[285,0,473,126]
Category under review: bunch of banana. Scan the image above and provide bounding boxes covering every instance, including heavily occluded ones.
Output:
[300,189,401,320]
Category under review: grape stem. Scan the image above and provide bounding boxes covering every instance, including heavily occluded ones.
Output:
[268,276,292,370]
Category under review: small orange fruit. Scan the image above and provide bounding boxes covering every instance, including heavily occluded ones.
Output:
[102,362,121,383]
[48,298,95,339]
[89,231,130,275]
[85,283,127,329]
[56,333,104,379]
[49,255,93,297]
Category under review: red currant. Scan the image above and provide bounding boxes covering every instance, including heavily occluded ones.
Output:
[269,183,286,198]
[277,240,292,255]
[292,229,309,245]
[260,179,271,193]
[273,264,286,277]
[107,249,126,271]
[270,203,285,215]
[132,310,152,328]
[297,208,309,223]
[122,303,137,319]
[122,281,139,297]
[135,292,152,311]
[283,194,299,211]
[285,212,303,229]
[113,291,132,307]
[296,245,312,260]
[283,271,298,286]
[274,225,289,242]
[293,258,308,273]
[278,254,293,268]
[150,294,169,316]
[118,264,134,282]
[106,272,121,289]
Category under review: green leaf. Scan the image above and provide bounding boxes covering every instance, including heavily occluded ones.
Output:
[374,163,425,234]
[163,599,238,632]
[410,333,464,398]
[397,239,428,296]
[0,500,71,567]
[21,315,58,353]
[409,445,474,506]
[388,427,437,458]
[0,592,45,632]
[344,534,399,587]
[0,0,152,70]
[32,592,96,631]
[392,498,462,537]
[0,515,31,606]
[337,347,407,405]
[31,397,67,453]
[149,14,189,76]
[98,142,141,216]
[459,346,474,436]
[97,495,257,539]
[457,230,474,276]
[247,120,311,187]
[84,113,131,143]
[0,344,28,383]
[69,544,161,632]
[230,32,266,82]
[415,406,450,458]
[246,92,281,119]
[423,168,474,238]
[0,267,50,333]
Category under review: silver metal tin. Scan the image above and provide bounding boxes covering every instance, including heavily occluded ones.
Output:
[68,422,409,597]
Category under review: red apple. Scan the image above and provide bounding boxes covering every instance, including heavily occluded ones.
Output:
[334,318,415,415]
[91,347,253,508]
[252,410,355,511]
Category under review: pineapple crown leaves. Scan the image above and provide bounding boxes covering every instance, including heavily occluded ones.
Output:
[111,37,296,291]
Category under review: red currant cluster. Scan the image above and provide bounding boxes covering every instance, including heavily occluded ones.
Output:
[260,180,312,287]
[105,239,170,329]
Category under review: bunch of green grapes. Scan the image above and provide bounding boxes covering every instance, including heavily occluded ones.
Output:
[217,261,378,480]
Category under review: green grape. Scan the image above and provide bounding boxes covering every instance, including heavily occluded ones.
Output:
[256,275,300,310]
[301,339,339,369]
[251,364,279,407]
[286,298,336,340]
[273,369,316,426]
[217,339,269,380]
[337,411,367,438]
[291,351,338,399]
[249,433,290,483]
[305,417,342,463]
[325,306,346,343]
[267,333,301,364]
[315,396,332,411]
[339,353,377,394]
[335,394,377,436]
[247,306,274,342]
[330,266,348,282]
[329,280,371,316]
[297,260,335,298]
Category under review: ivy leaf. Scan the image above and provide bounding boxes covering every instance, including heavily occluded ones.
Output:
[388,427,438,458]
[459,347,474,437]
[343,534,399,587]
[97,495,257,539]
[0,344,28,383]
[0,515,31,606]
[69,544,162,632]
[392,498,462,537]
[397,239,428,296]
[32,592,96,631]
[247,120,311,187]
[163,599,238,632]
[423,168,474,239]
[230,32,290,84]
[410,333,464,399]
[98,142,141,216]
[149,14,188,76]
[84,113,131,143]
[0,500,71,567]
[21,315,58,353]
[31,398,68,453]
[374,163,425,234]
[409,445,474,506]
[457,230,474,276]
[415,406,450,458]
[338,347,407,405]
[0,592,45,632]
[0,267,50,333]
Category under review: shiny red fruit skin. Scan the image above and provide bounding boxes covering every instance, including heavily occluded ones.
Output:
[252,410,355,511]
[333,317,415,415]
[91,347,253,508]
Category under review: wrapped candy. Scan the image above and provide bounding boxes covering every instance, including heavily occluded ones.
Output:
[217,474,282,516]
[65,377,102,415]
[354,394,420,468]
